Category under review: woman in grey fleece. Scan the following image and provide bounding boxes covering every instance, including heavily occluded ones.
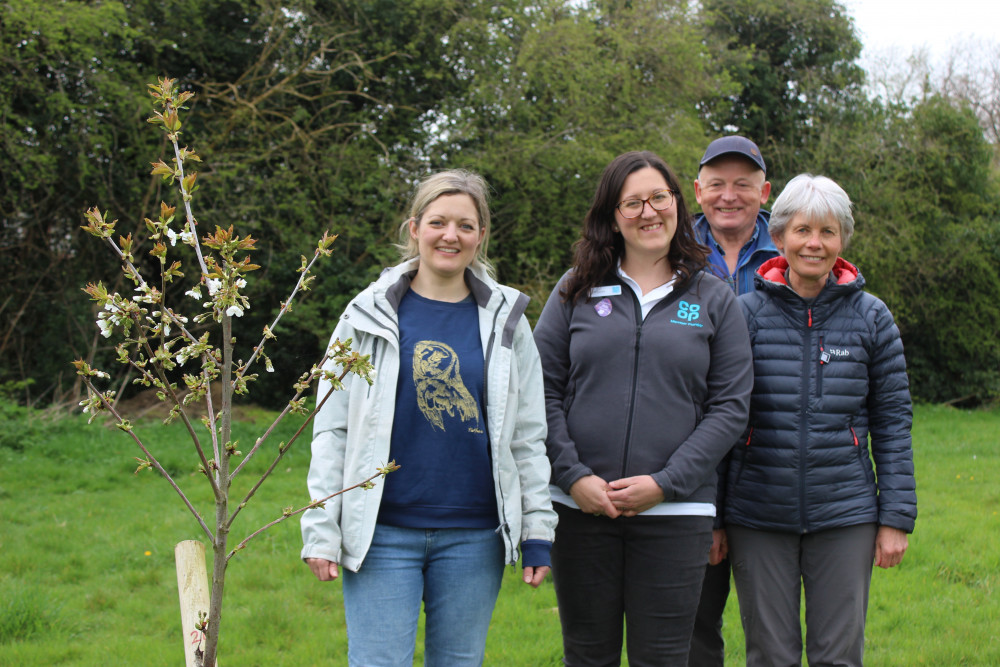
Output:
[533,151,753,667]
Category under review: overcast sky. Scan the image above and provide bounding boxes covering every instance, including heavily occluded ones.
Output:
[844,0,998,64]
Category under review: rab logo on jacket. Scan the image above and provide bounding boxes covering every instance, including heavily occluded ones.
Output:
[671,300,704,328]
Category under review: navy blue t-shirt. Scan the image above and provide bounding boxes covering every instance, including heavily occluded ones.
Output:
[378,289,498,529]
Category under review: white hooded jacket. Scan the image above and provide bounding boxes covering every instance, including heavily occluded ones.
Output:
[301,259,556,571]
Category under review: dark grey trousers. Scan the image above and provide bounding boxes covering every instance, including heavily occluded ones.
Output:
[552,505,713,667]
[727,523,878,667]
[689,559,730,666]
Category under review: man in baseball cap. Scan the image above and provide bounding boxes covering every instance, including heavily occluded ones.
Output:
[689,136,778,666]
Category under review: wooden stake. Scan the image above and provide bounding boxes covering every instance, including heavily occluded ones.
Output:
[175,540,212,667]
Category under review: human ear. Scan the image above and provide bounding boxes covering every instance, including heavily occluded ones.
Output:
[759,181,772,205]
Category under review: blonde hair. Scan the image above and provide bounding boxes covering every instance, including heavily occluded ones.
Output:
[397,169,496,277]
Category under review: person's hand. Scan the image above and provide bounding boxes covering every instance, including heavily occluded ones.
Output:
[708,529,728,565]
[874,526,908,569]
[522,566,550,588]
[306,557,340,581]
[569,475,620,518]
[606,475,665,517]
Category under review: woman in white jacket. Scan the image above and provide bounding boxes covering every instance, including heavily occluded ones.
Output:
[301,169,556,667]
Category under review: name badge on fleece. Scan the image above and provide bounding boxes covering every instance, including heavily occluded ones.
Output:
[589,285,621,298]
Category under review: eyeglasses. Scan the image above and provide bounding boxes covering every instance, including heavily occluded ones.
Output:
[616,190,675,218]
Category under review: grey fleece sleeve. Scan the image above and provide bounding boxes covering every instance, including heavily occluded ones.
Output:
[532,274,594,494]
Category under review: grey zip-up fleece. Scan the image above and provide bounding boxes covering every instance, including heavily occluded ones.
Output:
[533,269,753,506]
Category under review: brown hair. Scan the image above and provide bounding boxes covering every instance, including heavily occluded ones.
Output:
[562,151,707,304]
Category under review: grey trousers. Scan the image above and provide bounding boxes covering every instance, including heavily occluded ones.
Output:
[727,523,878,667]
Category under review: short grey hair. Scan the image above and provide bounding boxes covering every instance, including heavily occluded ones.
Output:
[769,174,855,248]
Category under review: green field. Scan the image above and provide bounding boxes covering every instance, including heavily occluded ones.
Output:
[0,403,997,665]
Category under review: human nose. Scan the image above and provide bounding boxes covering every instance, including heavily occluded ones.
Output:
[442,222,459,240]
[640,199,657,217]
[719,184,738,201]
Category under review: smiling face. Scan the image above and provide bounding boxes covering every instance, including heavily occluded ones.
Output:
[774,213,843,298]
[614,167,677,264]
[409,193,484,284]
[695,155,771,242]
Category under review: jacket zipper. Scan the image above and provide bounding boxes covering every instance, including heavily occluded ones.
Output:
[483,303,516,562]
[368,339,379,397]
[817,334,826,397]
[620,293,644,478]
[798,307,813,533]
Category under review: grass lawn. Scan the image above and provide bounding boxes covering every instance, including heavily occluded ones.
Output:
[0,403,997,665]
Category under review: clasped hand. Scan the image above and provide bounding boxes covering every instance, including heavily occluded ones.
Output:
[569,474,665,518]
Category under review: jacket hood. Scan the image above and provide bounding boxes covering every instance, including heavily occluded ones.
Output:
[343,258,530,348]
[756,256,860,290]
[367,258,516,312]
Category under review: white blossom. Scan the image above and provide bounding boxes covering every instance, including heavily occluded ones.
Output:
[165,228,179,246]
[131,288,155,304]
[226,305,244,318]
[185,286,202,301]
[206,279,222,295]
[235,278,247,289]
[97,318,114,338]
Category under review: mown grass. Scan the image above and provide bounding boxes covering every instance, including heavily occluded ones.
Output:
[0,403,996,665]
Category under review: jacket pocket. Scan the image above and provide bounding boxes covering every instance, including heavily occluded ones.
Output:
[732,427,753,486]
[852,427,876,485]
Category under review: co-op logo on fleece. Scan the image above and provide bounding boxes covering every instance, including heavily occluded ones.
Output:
[671,301,703,327]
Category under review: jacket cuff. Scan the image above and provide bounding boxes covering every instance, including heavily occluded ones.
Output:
[520,539,552,569]
[556,464,594,496]
[300,544,340,563]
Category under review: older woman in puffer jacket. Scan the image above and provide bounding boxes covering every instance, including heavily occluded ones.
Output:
[723,174,917,667]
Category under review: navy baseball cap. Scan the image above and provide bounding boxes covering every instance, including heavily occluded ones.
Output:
[699,136,766,174]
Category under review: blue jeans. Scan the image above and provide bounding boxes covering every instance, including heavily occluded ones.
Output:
[341,523,505,667]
